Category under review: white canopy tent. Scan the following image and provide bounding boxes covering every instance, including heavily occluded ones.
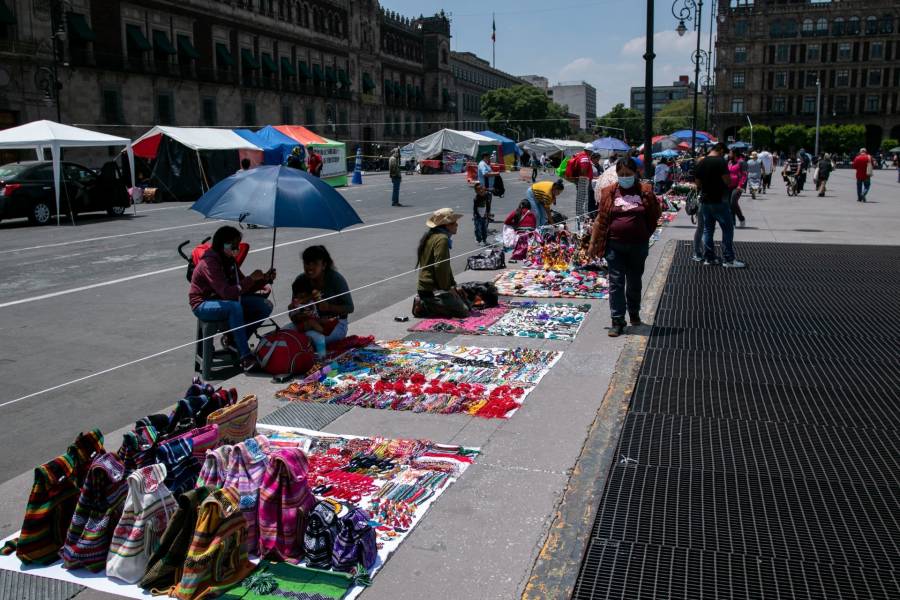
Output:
[518,138,584,158]
[132,126,262,154]
[0,120,135,225]
[411,128,499,161]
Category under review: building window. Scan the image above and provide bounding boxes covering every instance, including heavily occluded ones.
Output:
[805,71,818,87]
[865,95,880,112]
[865,16,878,35]
[773,96,786,113]
[834,95,849,113]
[847,16,860,35]
[242,102,256,126]
[802,96,816,113]
[836,69,849,86]
[775,44,789,62]
[867,69,882,87]
[732,72,745,89]
[125,23,150,68]
[832,17,844,35]
[156,93,174,125]
[802,18,813,35]
[806,45,820,61]
[870,42,883,60]
[815,18,828,35]
[282,104,292,124]
[731,97,745,113]
[102,90,122,124]
[735,20,749,35]
[882,15,895,34]
[838,43,851,60]
[774,71,787,88]
[202,98,216,126]
[734,46,747,63]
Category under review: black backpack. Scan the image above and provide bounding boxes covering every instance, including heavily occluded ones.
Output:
[465,248,506,271]
[492,174,505,197]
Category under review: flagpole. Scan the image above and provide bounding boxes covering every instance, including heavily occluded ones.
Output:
[492,13,496,68]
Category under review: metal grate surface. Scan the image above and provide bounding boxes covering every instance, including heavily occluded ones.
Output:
[0,570,82,600]
[258,402,351,431]
[573,241,900,599]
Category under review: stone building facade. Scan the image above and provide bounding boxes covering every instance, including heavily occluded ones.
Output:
[450,50,526,132]
[0,0,459,160]
[715,0,900,148]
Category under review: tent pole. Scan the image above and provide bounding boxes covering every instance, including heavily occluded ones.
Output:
[126,144,137,215]
[270,227,277,271]
[51,144,61,226]
[196,150,209,192]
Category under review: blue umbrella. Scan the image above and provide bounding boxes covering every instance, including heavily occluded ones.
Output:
[652,149,680,159]
[591,137,630,152]
[191,165,363,268]
[670,129,713,142]
[729,141,752,150]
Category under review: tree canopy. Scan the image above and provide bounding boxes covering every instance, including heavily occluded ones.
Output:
[654,99,709,135]
[738,124,773,149]
[594,103,644,144]
[480,85,570,139]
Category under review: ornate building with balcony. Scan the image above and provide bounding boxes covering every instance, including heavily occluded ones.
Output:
[715,0,900,149]
[0,0,456,156]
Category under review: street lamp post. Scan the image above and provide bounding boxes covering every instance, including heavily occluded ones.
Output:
[814,76,822,156]
[673,0,704,156]
[643,0,654,180]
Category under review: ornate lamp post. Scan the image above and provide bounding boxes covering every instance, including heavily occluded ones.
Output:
[673,0,704,156]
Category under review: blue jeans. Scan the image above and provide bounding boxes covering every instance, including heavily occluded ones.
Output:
[692,209,705,258]
[473,214,488,243]
[391,176,401,205]
[856,178,871,200]
[701,202,736,263]
[605,241,649,321]
[192,295,273,358]
[288,318,349,357]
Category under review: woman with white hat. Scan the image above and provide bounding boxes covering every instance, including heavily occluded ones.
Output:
[413,208,470,318]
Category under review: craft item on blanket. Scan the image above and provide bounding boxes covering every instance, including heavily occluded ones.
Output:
[275,341,561,419]
[106,464,178,583]
[156,437,200,496]
[331,505,377,572]
[197,444,234,488]
[303,500,341,570]
[60,452,128,572]
[486,302,590,340]
[493,269,609,299]
[258,448,317,562]
[224,436,271,553]
[4,430,104,565]
[207,394,259,446]
[117,424,158,474]
[219,560,355,600]
[408,305,509,334]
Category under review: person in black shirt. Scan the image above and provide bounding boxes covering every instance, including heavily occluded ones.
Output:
[693,143,745,268]
[472,183,491,245]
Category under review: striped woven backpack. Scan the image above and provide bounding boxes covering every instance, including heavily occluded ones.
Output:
[257,447,316,561]
[222,435,271,552]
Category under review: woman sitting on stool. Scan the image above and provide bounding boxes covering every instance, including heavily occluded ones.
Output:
[414,208,470,318]
[189,225,275,371]
[287,245,354,359]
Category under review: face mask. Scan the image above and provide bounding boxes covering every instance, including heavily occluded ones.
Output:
[618,175,636,188]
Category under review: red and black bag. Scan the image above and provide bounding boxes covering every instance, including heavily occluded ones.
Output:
[254,329,315,376]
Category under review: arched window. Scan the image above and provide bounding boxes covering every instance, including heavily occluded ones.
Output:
[848,16,860,35]
[802,18,813,34]
[865,16,878,34]
[816,18,828,34]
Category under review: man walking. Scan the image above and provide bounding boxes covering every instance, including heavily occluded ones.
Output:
[693,142,746,268]
[851,148,874,202]
[307,148,323,177]
[758,148,773,193]
[389,148,402,206]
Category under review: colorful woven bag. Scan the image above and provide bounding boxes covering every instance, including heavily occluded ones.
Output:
[206,394,258,445]
[156,437,201,496]
[117,423,159,474]
[164,424,220,461]
[138,486,214,592]
[332,506,377,572]
[11,430,104,565]
[106,464,178,583]
[172,486,254,600]
[223,436,270,552]
[257,448,317,561]
[303,500,341,569]
[197,444,234,488]
[60,452,128,572]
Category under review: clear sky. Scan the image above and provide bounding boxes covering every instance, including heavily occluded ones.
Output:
[379,0,714,116]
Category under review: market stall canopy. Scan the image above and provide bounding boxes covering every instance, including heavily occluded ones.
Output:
[273,125,328,145]
[670,129,717,143]
[0,119,135,225]
[477,130,522,157]
[132,126,260,159]
[272,125,348,186]
[234,127,298,165]
[518,138,584,158]
[591,137,630,152]
[411,128,498,161]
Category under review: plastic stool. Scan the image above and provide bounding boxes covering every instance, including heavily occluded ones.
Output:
[195,319,238,380]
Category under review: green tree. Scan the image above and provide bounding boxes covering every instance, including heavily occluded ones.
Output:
[480,85,569,139]
[814,124,843,153]
[836,124,865,154]
[774,124,808,151]
[594,103,644,145]
[882,138,900,153]
[737,124,773,149]
[654,99,708,135]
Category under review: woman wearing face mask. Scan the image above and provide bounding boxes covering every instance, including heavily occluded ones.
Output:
[413,208,470,318]
[189,225,275,371]
[588,157,661,337]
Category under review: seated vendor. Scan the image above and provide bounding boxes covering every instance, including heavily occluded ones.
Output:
[414,208,470,319]
[526,179,565,226]
[504,200,537,231]
[288,245,354,359]
[189,225,275,371]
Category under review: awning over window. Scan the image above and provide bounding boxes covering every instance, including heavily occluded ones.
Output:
[280,56,296,76]
[262,53,278,74]
[0,2,16,25]
[126,24,151,52]
[177,35,199,60]
[312,64,324,81]
[67,13,95,41]
[152,30,177,55]
[216,42,234,66]
[241,48,260,69]
[362,72,375,91]
[299,61,312,79]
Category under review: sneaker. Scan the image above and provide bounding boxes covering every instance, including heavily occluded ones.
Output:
[629,314,642,327]
[691,254,704,263]
[608,320,626,337]
[722,260,747,268]
[703,258,721,267]
[240,355,259,372]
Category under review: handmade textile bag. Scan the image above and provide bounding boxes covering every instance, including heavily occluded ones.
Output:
[165,424,220,461]
[197,445,234,488]
[106,464,178,583]
[138,486,214,592]
[465,247,506,271]
[60,452,128,572]
[172,486,255,600]
[511,231,531,260]
[207,394,258,445]
[332,506,377,572]
[254,329,315,376]
[117,424,158,474]
[303,500,341,570]
[257,448,317,561]
[156,437,201,496]
[223,436,271,552]
[11,430,104,564]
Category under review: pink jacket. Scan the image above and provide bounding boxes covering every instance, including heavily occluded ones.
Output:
[188,248,255,309]
[727,160,746,190]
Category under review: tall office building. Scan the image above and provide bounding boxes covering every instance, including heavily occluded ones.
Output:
[549,81,596,131]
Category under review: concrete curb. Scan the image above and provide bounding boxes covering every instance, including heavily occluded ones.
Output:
[521,239,677,599]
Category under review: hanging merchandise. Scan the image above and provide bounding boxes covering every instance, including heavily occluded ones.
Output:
[224,436,272,552]
[257,448,317,562]
[106,464,179,583]
[4,430,104,565]
[197,444,234,488]
[60,452,128,572]
[207,394,259,445]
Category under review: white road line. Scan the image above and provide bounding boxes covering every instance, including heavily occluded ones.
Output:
[434,186,449,190]
[135,205,192,213]
[0,210,434,310]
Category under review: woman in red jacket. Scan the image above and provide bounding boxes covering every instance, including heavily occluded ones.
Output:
[589,157,661,337]
[189,225,275,370]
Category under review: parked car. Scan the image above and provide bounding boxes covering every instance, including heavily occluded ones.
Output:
[0,160,131,225]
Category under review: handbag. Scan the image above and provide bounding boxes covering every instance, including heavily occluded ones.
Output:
[156,437,201,496]
[223,436,271,552]
[465,247,506,271]
[164,424,220,461]
[197,445,234,488]
[331,506,377,572]
[866,158,873,177]
[206,394,258,445]
[257,448,317,561]
[60,452,128,572]
[11,430,104,564]
[304,500,341,569]
[117,424,159,473]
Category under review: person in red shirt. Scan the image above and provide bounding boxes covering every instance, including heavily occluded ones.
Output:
[307,149,323,177]
[851,148,874,202]
[569,144,597,218]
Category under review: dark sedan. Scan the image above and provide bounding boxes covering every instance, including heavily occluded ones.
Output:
[0,160,131,225]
